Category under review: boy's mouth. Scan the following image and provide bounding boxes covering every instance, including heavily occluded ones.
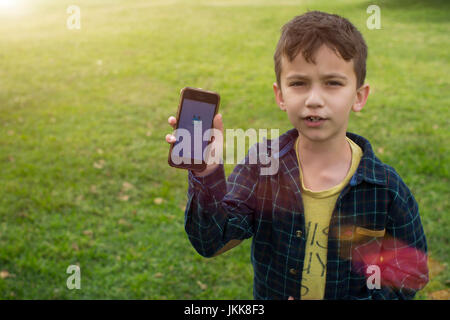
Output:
[303,116,327,122]
[303,115,327,127]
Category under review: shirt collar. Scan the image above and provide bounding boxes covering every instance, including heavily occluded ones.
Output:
[265,128,387,186]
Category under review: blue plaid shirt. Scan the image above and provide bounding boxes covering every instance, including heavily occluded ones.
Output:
[184,128,428,300]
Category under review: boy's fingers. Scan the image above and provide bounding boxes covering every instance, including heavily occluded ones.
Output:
[168,116,177,129]
[213,113,224,133]
[167,114,221,143]
[165,133,176,144]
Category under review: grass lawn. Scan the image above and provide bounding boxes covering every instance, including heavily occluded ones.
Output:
[0,0,448,299]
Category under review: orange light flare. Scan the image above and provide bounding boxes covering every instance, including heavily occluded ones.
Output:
[330,225,429,290]
[351,234,429,290]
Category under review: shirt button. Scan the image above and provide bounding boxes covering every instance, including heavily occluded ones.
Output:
[296,230,302,238]
[289,268,298,275]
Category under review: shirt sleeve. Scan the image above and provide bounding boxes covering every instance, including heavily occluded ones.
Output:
[184,161,258,258]
[370,175,429,300]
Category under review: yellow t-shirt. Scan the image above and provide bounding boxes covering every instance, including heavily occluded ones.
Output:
[295,136,363,299]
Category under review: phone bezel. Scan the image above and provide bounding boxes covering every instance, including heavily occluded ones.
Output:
[168,87,220,171]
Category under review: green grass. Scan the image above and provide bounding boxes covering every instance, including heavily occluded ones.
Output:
[0,0,448,299]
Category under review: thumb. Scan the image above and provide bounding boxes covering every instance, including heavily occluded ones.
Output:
[213,113,224,133]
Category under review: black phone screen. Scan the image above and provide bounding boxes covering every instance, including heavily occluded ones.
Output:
[172,98,216,164]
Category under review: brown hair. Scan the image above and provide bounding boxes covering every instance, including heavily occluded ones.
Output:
[274,11,368,89]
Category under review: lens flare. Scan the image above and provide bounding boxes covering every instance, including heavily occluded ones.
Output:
[352,236,429,291]
[0,0,15,8]
[0,0,27,16]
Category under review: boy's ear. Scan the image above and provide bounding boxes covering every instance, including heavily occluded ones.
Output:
[352,83,370,112]
[273,82,286,111]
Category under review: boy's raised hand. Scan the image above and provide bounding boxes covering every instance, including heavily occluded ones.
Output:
[166,113,224,177]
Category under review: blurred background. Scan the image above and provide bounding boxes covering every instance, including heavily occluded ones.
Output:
[0,0,448,299]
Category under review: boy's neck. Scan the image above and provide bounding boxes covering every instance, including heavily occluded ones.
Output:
[296,131,351,170]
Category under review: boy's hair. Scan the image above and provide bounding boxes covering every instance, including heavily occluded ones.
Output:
[274,11,368,89]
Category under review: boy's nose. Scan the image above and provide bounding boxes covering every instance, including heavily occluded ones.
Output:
[305,86,325,108]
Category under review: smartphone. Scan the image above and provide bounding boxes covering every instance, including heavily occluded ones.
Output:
[168,87,220,171]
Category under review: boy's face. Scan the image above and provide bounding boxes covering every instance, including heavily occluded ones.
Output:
[273,44,370,144]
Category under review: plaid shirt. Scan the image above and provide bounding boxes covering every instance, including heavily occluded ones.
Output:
[184,128,428,300]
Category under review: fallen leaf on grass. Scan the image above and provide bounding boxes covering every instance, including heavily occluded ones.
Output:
[122,182,134,192]
[430,289,450,300]
[118,219,130,226]
[154,198,164,205]
[90,185,98,194]
[93,160,105,169]
[83,230,93,237]
[154,273,163,278]
[118,194,129,201]
[197,281,207,291]
[0,270,10,279]
[72,243,79,251]
[428,257,446,279]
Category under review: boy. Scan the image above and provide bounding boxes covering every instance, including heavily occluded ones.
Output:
[165,11,428,299]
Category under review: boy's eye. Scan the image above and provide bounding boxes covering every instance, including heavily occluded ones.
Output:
[290,82,306,87]
[327,81,343,86]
